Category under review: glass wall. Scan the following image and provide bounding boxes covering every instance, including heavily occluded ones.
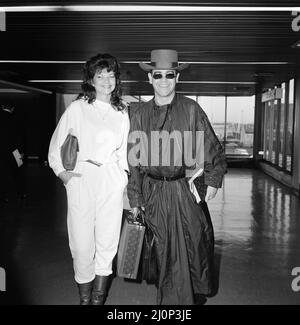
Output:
[198,96,255,158]
[272,99,279,164]
[226,96,255,157]
[262,78,295,173]
[278,83,286,168]
[287,79,295,172]
[263,101,271,161]
[197,96,226,145]
[129,94,255,158]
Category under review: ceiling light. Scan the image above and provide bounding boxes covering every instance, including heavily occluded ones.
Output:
[28,80,256,85]
[28,80,146,83]
[253,72,275,77]
[0,60,292,65]
[1,5,300,12]
[29,80,82,83]
[124,61,291,65]
[0,79,52,94]
[0,60,85,64]
[179,81,256,85]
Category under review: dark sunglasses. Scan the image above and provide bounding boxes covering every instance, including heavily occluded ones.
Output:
[152,72,177,80]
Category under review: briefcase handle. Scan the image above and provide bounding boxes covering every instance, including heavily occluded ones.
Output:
[128,208,145,226]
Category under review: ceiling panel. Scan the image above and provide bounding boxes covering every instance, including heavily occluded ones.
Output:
[0,3,299,95]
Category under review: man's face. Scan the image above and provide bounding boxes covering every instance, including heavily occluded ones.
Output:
[148,69,179,99]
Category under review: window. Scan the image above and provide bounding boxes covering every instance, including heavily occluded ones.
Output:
[272,99,279,164]
[286,79,294,172]
[226,96,255,157]
[131,94,255,159]
[262,79,295,173]
[263,101,271,161]
[278,83,285,168]
[197,96,226,145]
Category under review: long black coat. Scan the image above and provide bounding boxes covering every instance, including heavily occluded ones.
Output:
[127,94,227,304]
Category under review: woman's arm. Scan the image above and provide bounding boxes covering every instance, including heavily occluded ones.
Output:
[48,102,78,177]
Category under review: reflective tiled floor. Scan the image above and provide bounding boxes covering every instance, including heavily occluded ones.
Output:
[0,164,300,305]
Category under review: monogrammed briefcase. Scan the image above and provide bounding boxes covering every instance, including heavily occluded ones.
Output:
[117,210,145,279]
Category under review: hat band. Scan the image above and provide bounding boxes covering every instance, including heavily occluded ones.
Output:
[151,62,178,68]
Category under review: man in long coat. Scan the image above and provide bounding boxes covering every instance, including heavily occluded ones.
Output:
[127,49,227,305]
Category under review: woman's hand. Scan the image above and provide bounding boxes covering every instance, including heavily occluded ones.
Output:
[58,171,82,185]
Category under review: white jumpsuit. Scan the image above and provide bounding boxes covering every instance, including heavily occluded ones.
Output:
[48,98,129,284]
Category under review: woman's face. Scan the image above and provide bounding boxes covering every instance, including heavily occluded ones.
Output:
[92,68,116,97]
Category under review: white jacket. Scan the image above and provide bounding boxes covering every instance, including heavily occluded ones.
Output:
[48,98,129,176]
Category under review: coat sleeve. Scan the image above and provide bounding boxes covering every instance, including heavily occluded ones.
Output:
[116,112,130,172]
[195,105,227,189]
[48,103,76,177]
[126,107,145,208]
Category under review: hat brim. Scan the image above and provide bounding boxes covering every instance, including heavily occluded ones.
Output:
[139,62,189,72]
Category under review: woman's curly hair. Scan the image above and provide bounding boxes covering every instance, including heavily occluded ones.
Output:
[77,53,127,112]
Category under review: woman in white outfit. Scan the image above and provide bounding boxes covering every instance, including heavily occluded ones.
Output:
[48,53,129,305]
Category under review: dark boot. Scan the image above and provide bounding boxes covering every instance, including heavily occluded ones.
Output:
[77,280,93,305]
[194,293,207,305]
[91,275,109,305]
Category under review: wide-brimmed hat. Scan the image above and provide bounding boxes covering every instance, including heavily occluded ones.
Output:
[139,49,189,72]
